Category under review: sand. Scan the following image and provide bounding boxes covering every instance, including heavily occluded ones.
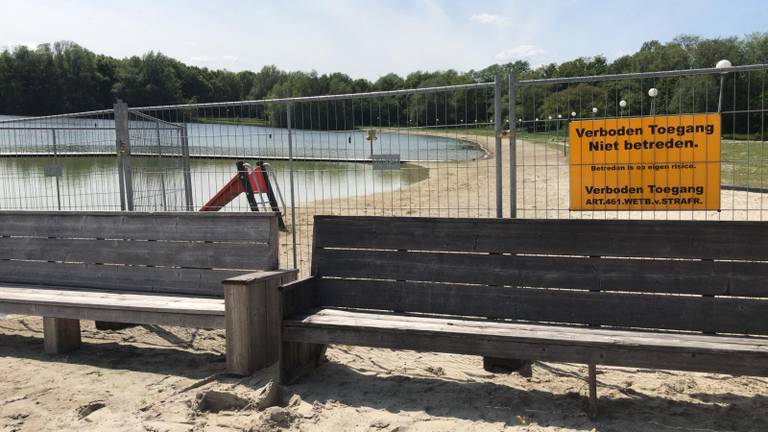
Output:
[3,134,768,431]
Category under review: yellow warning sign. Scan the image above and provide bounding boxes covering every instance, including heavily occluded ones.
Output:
[569,114,720,210]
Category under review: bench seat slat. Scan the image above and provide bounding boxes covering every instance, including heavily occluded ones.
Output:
[315,249,768,297]
[284,308,768,376]
[0,286,225,329]
[0,286,225,314]
[314,216,768,260]
[317,279,768,335]
[303,308,768,348]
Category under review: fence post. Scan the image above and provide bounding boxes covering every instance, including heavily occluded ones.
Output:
[51,129,62,211]
[155,121,168,211]
[494,73,503,218]
[180,123,194,211]
[114,100,134,211]
[287,103,298,269]
[508,73,517,218]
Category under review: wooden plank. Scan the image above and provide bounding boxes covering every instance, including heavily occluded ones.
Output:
[0,237,277,270]
[0,212,277,243]
[314,249,768,297]
[316,279,768,335]
[223,270,296,375]
[588,364,598,419]
[283,310,768,376]
[0,261,245,297]
[313,216,768,260]
[225,277,265,375]
[43,317,81,354]
[280,277,319,318]
[224,269,299,285]
[305,308,768,349]
[278,276,326,384]
[0,301,224,329]
[0,286,225,315]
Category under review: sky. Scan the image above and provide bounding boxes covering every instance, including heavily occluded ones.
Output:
[2,0,766,80]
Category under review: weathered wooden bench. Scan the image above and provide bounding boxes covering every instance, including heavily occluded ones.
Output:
[274,215,768,416]
[0,211,296,375]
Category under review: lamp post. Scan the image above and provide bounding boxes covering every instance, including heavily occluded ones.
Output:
[648,88,658,116]
[716,59,732,113]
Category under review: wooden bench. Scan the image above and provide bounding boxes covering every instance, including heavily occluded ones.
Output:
[0,211,296,375]
[272,216,768,416]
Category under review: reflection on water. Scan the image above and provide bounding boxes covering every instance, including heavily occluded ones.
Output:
[0,115,485,161]
[0,156,429,211]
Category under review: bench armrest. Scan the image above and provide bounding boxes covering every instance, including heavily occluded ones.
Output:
[223,269,299,286]
[222,269,299,376]
[279,276,318,318]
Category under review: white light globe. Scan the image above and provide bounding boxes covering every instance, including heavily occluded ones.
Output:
[716,59,733,69]
[619,100,627,108]
[535,117,539,121]
[571,111,577,117]
[648,88,658,98]
[592,107,598,113]
[548,115,552,120]
[557,114,562,119]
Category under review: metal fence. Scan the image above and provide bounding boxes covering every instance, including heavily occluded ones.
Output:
[2,64,767,270]
[508,63,768,221]
[0,81,500,271]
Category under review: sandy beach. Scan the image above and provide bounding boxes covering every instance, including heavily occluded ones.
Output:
[3,134,768,431]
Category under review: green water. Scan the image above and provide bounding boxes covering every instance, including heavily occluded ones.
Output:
[0,156,429,211]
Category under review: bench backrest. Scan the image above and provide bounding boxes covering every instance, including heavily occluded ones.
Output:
[312,215,768,335]
[0,212,279,298]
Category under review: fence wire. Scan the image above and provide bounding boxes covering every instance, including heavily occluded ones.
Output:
[510,65,768,221]
[2,64,767,272]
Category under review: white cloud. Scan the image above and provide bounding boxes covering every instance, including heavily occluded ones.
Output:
[469,13,511,27]
[495,45,545,62]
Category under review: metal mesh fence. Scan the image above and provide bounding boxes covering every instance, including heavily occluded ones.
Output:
[0,110,120,210]
[2,64,767,271]
[0,83,500,272]
[129,84,499,271]
[509,64,768,221]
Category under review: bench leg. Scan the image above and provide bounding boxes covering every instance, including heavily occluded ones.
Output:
[224,273,294,376]
[43,317,81,354]
[225,282,276,376]
[587,363,598,419]
[280,341,327,385]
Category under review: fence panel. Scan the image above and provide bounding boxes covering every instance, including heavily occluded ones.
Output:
[509,64,768,221]
[0,110,121,211]
[128,83,500,271]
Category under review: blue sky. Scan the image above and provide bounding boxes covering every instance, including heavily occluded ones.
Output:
[2,0,766,79]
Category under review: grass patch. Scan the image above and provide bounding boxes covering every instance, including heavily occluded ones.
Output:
[435,128,768,189]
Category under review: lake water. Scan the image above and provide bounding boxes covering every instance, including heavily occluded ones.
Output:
[0,115,478,211]
[0,156,429,211]
[0,115,484,161]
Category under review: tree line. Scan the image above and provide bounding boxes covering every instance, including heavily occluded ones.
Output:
[0,34,766,135]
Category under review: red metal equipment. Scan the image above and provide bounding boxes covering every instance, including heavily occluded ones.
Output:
[200,160,287,231]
